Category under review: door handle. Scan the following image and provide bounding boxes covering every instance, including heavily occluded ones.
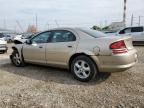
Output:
[67,45,73,48]
[39,46,43,48]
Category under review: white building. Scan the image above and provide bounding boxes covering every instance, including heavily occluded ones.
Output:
[108,22,125,31]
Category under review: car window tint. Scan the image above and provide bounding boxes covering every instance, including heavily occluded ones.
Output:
[119,29,125,34]
[124,28,131,33]
[51,30,76,42]
[131,27,143,33]
[31,32,52,43]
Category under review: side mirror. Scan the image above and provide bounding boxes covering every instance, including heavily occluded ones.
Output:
[25,40,32,44]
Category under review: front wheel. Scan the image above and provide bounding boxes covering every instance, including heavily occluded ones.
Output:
[11,50,25,67]
[71,55,98,82]
[0,50,6,54]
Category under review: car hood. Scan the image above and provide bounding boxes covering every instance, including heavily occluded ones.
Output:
[14,39,27,44]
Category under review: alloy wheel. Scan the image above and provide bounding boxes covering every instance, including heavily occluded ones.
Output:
[74,60,91,79]
[12,52,21,66]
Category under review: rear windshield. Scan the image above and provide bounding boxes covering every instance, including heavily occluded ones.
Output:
[79,28,107,38]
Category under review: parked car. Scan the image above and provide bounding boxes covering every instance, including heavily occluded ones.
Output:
[0,38,7,53]
[4,35,13,42]
[14,34,36,44]
[116,26,144,45]
[10,28,137,82]
[13,35,23,41]
[0,33,5,40]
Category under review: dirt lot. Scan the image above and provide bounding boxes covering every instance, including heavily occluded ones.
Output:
[0,44,144,108]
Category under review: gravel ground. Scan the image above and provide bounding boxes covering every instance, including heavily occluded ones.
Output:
[0,44,144,108]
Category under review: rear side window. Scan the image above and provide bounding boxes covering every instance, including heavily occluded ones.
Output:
[51,30,76,42]
[131,27,143,33]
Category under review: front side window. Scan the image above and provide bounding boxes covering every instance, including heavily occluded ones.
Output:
[131,27,143,33]
[51,30,76,42]
[119,28,131,34]
[119,29,125,34]
[124,28,131,33]
[31,32,52,44]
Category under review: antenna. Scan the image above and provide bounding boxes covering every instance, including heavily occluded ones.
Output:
[16,20,24,32]
[55,20,59,27]
[35,14,38,30]
[131,14,134,26]
[3,18,7,29]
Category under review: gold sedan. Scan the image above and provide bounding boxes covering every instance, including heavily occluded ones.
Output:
[10,28,138,82]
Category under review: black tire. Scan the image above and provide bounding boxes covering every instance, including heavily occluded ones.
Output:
[11,50,25,67]
[71,55,98,82]
[1,51,5,54]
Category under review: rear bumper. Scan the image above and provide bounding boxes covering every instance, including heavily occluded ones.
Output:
[91,49,138,72]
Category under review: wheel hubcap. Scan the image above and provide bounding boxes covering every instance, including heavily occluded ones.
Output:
[13,53,21,65]
[74,60,91,79]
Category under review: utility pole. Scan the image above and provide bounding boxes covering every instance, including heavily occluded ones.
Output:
[123,0,127,26]
[138,16,144,26]
[55,20,59,27]
[138,16,141,26]
[104,20,107,27]
[14,25,17,33]
[35,14,38,30]
[3,18,7,29]
[47,24,49,30]
[16,20,24,32]
[131,14,134,26]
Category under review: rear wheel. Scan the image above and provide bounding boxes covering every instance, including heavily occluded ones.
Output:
[71,55,98,82]
[11,50,25,67]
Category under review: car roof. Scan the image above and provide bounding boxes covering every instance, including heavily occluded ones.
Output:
[45,27,76,31]
[125,26,144,28]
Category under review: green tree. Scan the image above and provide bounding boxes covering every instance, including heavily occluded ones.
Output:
[102,26,109,30]
[92,26,101,31]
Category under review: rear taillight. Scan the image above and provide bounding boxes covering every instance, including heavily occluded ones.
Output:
[110,40,128,54]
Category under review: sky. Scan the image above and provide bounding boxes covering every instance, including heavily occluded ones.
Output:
[0,0,144,32]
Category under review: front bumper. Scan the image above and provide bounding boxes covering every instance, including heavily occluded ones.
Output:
[0,45,8,52]
[91,49,138,72]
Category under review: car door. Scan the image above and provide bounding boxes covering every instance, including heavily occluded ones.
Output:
[46,30,78,67]
[118,27,134,39]
[131,27,144,41]
[23,31,52,64]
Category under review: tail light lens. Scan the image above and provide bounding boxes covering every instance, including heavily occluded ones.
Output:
[110,40,128,54]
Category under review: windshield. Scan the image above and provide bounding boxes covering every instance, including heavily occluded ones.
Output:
[25,35,33,39]
[0,33,5,38]
[79,28,107,38]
